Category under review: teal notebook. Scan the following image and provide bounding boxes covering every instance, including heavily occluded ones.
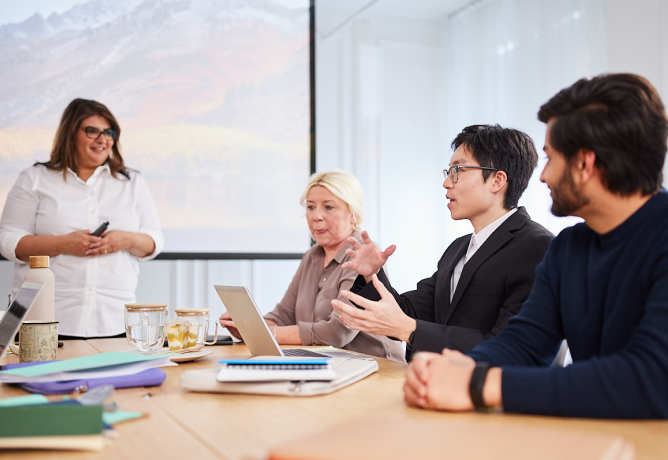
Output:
[0,404,103,437]
[0,352,176,383]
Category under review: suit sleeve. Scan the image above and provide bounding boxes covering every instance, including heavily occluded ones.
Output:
[489,228,552,338]
[351,262,439,324]
[412,229,552,355]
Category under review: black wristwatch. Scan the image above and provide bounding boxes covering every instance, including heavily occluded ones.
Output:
[469,362,494,412]
[407,329,416,345]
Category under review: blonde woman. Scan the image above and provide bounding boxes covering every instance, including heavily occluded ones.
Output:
[220,170,405,361]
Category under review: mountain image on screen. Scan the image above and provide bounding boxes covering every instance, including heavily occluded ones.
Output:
[0,0,311,253]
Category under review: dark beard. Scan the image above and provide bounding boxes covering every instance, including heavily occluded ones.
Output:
[550,166,589,217]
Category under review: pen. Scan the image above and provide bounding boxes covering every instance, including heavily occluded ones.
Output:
[90,222,109,237]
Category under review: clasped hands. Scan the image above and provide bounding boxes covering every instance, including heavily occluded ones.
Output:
[404,350,476,411]
[63,229,131,257]
[405,349,502,412]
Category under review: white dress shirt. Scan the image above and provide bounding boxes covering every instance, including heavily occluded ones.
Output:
[450,208,518,302]
[0,164,164,337]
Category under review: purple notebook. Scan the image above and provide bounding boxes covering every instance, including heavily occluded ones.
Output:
[1,361,166,395]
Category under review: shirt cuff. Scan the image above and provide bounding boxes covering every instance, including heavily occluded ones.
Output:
[136,230,164,261]
[298,321,313,345]
[264,313,285,326]
[351,274,368,293]
[0,231,31,264]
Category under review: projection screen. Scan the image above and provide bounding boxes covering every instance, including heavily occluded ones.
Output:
[0,0,312,254]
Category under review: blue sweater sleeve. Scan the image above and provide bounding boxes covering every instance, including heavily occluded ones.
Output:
[467,238,564,367]
[469,235,668,418]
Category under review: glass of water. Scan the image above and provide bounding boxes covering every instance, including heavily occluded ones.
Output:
[124,304,168,354]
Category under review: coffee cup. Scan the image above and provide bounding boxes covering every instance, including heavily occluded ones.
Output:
[9,320,58,363]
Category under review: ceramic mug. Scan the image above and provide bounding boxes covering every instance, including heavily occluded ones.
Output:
[9,320,58,363]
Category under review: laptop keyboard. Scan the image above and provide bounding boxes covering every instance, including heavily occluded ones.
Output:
[283,349,330,358]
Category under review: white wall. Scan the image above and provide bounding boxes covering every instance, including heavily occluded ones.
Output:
[605,0,668,182]
[315,0,668,293]
[316,12,447,292]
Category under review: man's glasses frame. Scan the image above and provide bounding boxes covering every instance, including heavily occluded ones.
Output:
[443,165,501,184]
[81,126,117,141]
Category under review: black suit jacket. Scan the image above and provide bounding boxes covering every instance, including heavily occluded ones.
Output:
[351,207,553,360]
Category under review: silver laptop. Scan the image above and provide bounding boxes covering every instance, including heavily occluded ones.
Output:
[0,281,44,360]
[214,285,367,359]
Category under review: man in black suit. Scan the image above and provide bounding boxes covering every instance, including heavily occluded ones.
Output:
[332,124,553,360]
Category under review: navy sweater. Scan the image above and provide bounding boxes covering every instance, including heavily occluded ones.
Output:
[468,191,668,418]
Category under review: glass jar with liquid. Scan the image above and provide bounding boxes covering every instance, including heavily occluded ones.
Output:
[124,304,168,353]
[174,309,218,348]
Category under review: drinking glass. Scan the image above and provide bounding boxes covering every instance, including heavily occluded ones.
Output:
[124,304,168,353]
[166,318,188,350]
[175,309,218,347]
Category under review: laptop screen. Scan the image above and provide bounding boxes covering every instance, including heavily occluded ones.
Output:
[0,282,43,358]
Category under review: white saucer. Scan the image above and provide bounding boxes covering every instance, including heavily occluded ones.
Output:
[169,349,213,363]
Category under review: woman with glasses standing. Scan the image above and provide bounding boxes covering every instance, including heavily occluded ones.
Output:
[0,99,163,338]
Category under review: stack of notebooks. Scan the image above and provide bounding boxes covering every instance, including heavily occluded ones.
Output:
[0,352,174,451]
[0,352,175,385]
[181,354,379,396]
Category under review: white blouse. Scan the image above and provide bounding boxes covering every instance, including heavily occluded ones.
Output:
[0,164,164,337]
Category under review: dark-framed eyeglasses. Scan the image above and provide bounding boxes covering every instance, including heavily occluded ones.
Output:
[443,165,501,184]
[81,126,116,141]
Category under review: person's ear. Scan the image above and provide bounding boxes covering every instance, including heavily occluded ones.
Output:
[575,149,597,183]
[490,170,508,193]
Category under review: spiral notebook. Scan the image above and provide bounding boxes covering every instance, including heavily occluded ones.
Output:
[217,357,337,382]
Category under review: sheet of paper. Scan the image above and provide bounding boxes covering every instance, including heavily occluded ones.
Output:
[0,352,177,378]
[0,352,177,383]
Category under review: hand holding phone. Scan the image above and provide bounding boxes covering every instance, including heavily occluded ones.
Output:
[90,222,109,237]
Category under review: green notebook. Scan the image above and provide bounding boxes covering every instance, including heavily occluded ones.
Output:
[0,404,103,437]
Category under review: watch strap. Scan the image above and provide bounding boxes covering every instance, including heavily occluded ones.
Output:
[469,362,493,412]
[407,329,416,345]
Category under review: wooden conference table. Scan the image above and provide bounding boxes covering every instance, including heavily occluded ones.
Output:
[1,339,668,460]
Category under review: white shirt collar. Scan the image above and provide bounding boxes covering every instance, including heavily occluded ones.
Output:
[470,207,518,251]
[67,163,112,185]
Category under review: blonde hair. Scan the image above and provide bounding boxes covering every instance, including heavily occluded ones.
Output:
[300,170,365,230]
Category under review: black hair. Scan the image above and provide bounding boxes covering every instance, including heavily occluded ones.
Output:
[450,124,538,209]
[537,73,668,195]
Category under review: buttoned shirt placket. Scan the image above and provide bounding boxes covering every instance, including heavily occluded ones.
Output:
[73,168,101,336]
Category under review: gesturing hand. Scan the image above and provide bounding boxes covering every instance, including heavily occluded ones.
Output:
[341,231,396,281]
[332,274,416,342]
[219,312,242,340]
